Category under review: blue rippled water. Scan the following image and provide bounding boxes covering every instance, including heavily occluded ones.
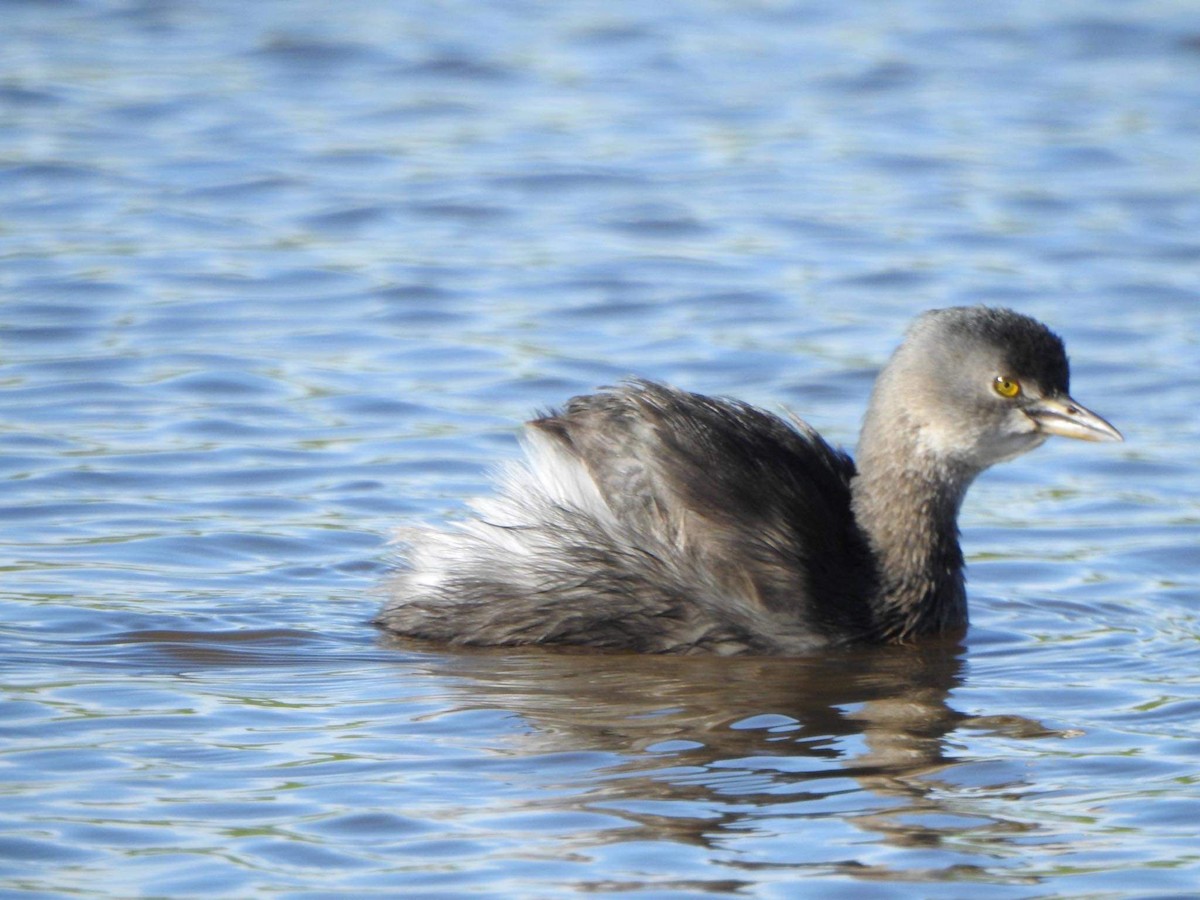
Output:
[2,1,1199,896]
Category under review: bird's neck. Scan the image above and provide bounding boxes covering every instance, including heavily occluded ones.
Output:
[851,422,975,642]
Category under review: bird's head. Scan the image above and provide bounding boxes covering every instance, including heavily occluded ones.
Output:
[867,306,1122,473]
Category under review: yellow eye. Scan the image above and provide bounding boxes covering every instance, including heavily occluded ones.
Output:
[993,376,1021,398]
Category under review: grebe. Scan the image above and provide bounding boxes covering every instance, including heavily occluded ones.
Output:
[376,307,1121,655]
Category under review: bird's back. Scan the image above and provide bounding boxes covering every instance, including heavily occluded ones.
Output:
[378,381,878,653]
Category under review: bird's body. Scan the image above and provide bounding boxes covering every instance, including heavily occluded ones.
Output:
[377,307,1121,655]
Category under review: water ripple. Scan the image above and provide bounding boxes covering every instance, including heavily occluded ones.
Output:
[2,0,1198,896]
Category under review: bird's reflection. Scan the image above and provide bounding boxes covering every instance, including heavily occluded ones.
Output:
[382,634,1063,881]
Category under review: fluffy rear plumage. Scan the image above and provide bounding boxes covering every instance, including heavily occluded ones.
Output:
[380,381,876,654]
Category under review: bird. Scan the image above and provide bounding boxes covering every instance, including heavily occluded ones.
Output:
[376,306,1122,655]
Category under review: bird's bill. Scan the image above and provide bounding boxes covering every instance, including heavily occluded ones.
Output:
[1027,396,1123,443]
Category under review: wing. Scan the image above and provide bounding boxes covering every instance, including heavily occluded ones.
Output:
[531,380,877,636]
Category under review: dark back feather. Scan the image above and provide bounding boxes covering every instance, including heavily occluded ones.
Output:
[532,381,878,640]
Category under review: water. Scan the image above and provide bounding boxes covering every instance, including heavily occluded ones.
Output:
[2,0,1199,896]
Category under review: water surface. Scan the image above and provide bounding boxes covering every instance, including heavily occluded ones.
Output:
[2,1,1199,896]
